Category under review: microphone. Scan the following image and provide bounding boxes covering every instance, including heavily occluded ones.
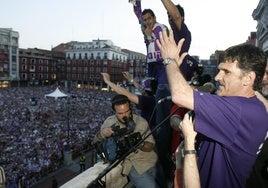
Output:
[157,96,172,104]
[170,114,182,131]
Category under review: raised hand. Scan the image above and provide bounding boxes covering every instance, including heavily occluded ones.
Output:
[101,73,110,83]
[156,29,188,67]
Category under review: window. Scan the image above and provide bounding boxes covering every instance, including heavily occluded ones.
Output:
[97,52,101,59]
[22,74,27,80]
[12,47,17,54]
[12,37,18,45]
[103,60,107,66]
[12,64,17,71]
[12,55,16,63]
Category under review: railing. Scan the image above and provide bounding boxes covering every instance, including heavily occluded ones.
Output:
[60,162,108,188]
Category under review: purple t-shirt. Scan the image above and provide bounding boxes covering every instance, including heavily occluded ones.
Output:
[173,23,199,81]
[194,91,268,188]
[173,23,191,54]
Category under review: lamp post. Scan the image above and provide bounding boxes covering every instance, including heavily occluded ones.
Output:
[32,78,35,98]
[64,96,73,166]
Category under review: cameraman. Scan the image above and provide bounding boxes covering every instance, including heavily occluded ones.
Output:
[94,94,159,188]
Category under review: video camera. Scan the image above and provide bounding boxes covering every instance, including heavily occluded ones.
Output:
[94,117,142,163]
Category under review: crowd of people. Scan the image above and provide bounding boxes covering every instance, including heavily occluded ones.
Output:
[0,85,119,187]
[1,1,267,188]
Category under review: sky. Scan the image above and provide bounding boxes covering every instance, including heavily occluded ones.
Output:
[1,0,260,59]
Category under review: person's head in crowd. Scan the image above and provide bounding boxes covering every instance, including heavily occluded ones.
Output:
[142,9,156,30]
[188,74,216,94]
[202,82,216,94]
[141,77,158,96]
[111,94,132,124]
[189,73,211,87]
[215,43,266,96]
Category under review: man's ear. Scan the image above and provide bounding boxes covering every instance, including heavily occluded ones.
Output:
[243,71,256,86]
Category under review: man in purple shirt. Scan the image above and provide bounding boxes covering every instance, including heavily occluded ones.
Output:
[157,29,268,188]
[160,0,200,81]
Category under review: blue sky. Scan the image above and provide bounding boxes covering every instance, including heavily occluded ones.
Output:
[1,0,259,59]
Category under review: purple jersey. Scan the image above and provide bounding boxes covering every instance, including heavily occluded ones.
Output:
[146,22,167,63]
[194,91,268,188]
[134,1,167,63]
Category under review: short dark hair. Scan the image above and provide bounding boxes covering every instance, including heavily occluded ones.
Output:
[142,9,155,17]
[176,4,184,17]
[223,44,267,90]
[111,94,130,111]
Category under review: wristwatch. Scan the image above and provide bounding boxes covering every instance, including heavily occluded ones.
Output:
[163,58,175,66]
[182,149,196,157]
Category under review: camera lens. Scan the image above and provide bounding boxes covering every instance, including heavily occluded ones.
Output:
[123,117,136,132]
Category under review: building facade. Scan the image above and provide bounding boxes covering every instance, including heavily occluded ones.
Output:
[252,0,268,53]
[122,49,147,83]
[19,48,66,87]
[0,28,19,87]
[63,40,146,90]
